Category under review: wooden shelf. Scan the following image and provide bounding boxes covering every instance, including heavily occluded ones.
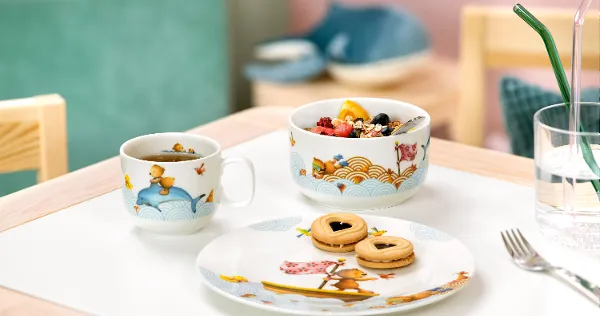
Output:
[250,57,459,130]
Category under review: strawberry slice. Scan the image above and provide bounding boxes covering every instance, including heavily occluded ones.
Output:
[311,126,335,136]
[334,123,354,138]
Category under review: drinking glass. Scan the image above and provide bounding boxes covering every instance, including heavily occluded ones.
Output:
[534,102,600,250]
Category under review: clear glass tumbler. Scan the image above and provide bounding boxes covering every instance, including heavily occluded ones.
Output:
[534,102,600,250]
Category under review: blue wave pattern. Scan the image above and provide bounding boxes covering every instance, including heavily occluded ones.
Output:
[249,216,302,231]
[409,222,453,241]
[198,266,453,313]
[398,155,429,193]
[289,152,428,197]
[120,186,215,221]
[122,186,139,217]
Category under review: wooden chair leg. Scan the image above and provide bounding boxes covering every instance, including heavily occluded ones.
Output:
[454,7,486,148]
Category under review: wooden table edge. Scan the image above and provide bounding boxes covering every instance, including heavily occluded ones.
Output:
[0,105,534,315]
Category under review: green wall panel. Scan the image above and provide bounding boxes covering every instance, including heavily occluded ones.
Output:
[0,0,230,196]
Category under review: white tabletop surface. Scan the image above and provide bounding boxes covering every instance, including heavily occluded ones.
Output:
[0,131,598,315]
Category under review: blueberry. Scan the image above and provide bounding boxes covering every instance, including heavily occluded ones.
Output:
[371,113,390,126]
[381,126,392,136]
[349,129,359,138]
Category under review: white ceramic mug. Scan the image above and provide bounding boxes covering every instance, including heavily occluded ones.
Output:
[119,132,255,234]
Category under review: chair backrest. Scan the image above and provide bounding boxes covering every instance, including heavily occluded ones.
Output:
[0,94,68,183]
[455,5,600,147]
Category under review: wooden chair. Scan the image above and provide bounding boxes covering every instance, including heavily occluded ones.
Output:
[455,5,600,147]
[0,94,68,183]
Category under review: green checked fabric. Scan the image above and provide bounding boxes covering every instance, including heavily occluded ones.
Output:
[499,76,600,158]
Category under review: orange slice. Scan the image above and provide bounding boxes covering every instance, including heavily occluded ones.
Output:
[338,100,370,121]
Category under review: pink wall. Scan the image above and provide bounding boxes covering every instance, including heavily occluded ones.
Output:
[289,0,598,151]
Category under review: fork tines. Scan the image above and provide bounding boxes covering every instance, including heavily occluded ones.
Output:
[501,228,536,258]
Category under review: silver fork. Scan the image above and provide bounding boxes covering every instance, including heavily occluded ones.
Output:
[501,229,600,307]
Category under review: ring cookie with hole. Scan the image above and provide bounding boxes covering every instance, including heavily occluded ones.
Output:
[355,236,415,269]
[310,213,368,253]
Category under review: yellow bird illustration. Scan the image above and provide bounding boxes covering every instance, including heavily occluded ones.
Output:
[369,227,387,236]
[219,275,248,283]
[296,227,311,238]
[124,174,133,190]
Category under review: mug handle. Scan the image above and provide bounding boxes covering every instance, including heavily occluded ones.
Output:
[220,156,256,207]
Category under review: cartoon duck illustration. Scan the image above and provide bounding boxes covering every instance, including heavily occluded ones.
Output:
[220,275,248,283]
[172,143,184,152]
[206,189,214,203]
[369,227,387,236]
[194,163,206,175]
[289,132,296,146]
[296,227,311,238]
[124,174,133,190]
[312,154,345,179]
[188,148,195,154]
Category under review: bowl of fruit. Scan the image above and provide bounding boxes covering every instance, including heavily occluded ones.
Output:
[288,97,431,209]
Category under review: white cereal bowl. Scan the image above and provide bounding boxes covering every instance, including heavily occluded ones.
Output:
[288,98,431,210]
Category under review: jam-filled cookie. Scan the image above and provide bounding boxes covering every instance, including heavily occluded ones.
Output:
[310,213,368,253]
[355,236,415,269]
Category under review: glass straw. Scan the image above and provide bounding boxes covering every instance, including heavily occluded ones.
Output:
[513,4,600,203]
[566,0,594,213]
[571,0,593,138]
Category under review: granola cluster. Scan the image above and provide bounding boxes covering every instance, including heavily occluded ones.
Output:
[307,114,403,138]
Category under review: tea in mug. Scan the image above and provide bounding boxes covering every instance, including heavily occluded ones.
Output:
[139,153,202,162]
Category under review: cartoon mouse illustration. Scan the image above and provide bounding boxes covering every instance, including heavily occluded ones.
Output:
[323,268,378,294]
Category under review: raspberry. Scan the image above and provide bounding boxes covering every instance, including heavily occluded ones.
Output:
[316,117,333,128]
[311,126,335,136]
[334,123,354,138]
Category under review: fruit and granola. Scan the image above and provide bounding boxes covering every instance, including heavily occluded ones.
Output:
[306,100,407,138]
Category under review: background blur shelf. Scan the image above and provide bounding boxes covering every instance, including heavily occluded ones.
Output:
[250,57,459,136]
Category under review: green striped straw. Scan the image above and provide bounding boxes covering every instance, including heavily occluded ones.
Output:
[513,4,600,199]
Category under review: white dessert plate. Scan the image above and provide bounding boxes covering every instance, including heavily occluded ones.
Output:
[196,214,475,315]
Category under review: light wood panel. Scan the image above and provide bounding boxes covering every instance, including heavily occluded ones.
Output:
[0,94,68,182]
[0,287,83,316]
[252,58,459,130]
[0,106,536,315]
[455,6,600,147]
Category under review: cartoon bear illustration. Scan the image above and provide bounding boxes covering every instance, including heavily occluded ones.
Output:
[312,158,326,179]
[149,164,174,195]
[158,177,175,195]
[149,164,165,184]
[312,157,342,179]
[323,268,377,294]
